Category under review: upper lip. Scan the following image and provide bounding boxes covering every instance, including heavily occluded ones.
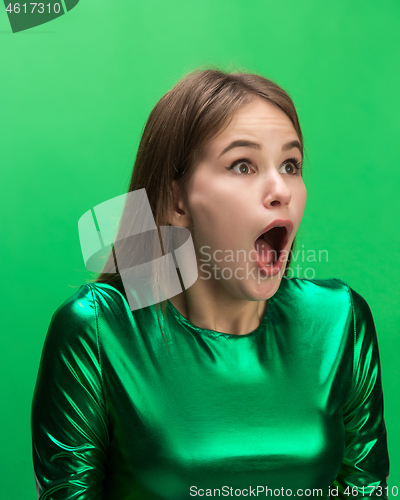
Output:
[255,219,293,247]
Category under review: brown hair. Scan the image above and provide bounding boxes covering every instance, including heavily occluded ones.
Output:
[87,65,306,346]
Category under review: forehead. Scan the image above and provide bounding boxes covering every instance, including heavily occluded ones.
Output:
[206,97,298,155]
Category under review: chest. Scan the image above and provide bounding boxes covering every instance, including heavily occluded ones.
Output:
[105,347,346,496]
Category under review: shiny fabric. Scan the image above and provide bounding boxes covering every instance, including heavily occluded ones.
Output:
[31,277,389,499]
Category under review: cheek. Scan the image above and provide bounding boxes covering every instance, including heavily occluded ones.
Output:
[186,180,222,244]
[188,182,249,250]
[300,183,307,209]
[293,183,307,223]
[188,175,231,221]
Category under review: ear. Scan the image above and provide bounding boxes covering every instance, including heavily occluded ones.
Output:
[168,180,192,228]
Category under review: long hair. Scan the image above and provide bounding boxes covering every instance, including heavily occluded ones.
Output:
[88,65,305,346]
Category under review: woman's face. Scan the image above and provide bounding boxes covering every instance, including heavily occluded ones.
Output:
[174,97,307,300]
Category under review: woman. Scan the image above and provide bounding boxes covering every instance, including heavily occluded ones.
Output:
[31,67,390,499]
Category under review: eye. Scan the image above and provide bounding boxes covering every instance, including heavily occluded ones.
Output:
[226,158,254,175]
[226,157,303,176]
[279,157,303,176]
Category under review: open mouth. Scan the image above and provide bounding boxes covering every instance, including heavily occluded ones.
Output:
[254,226,288,267]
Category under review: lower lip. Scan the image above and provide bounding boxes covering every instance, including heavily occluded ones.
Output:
[255,240,288,278]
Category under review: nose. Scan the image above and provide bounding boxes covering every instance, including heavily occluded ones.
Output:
[262,169,292,208]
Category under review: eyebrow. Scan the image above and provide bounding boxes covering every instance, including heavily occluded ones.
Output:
[217,139,303,159]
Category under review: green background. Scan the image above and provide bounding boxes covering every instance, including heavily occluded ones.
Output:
[1,0,399,497]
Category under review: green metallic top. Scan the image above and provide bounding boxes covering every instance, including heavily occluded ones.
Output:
[31,277,389,499]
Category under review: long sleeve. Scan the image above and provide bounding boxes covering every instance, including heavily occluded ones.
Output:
[31,285,109,499]
[332,285,390,498]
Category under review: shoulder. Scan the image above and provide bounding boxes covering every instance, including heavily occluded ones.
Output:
[41,284,97,356]
[276,276,355,317]
[277,276,377,352]
[44,281,125,347]
[275,277,376,344]
[280,275,349,294]
[49,284,95,333]
[284,278,377,332]
[50,281,128,323]
[282,275,370,304]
